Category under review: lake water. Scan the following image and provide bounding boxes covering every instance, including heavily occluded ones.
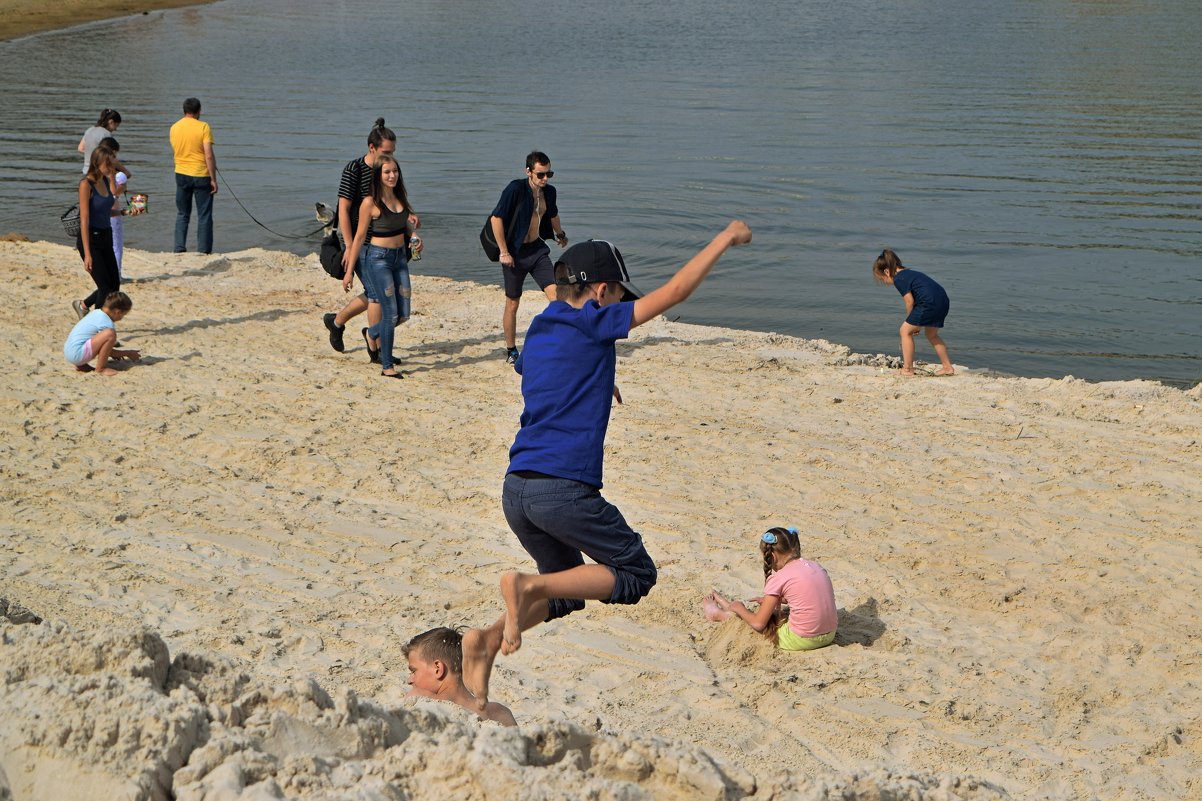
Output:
[2,0,1199,386]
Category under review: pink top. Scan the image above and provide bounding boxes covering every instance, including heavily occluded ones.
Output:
[763,558,837,637]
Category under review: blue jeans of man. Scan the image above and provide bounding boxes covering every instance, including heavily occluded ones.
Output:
[363,243,411,371]
[174,173,214,253]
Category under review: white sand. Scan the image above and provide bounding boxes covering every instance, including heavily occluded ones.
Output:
[1,239,1199,800]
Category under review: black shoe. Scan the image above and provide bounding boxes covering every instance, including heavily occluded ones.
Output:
[381,370,404,379]
[505,347,519,364]
[324,313,345,352]
[362,328,380,364]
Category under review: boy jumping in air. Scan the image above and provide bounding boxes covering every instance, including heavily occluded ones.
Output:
[463,220,753,706]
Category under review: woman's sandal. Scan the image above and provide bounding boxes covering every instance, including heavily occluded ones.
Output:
[361,328,380,364]
[380,370,404,379]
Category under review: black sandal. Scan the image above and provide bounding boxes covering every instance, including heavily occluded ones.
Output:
[361,328,380,364]
[381,370,404,379]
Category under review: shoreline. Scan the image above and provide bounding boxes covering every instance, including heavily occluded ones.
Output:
[0,0,217,42]
[2,239,1200,800]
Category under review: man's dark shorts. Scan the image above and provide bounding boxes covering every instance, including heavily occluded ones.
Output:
[503,240,554,299]
[502,472,657,621]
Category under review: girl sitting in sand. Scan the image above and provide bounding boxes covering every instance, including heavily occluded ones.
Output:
[705,526,837,652]
[63,291,139,376]
[872,248,954,376]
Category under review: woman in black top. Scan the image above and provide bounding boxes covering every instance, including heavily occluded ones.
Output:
[344,154,420,378]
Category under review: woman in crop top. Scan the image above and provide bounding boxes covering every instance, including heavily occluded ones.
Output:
[72,146,122,318]
[344,154,419,378]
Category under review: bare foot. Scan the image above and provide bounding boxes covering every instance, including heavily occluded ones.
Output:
[896,368,916,376]
[75,364,94,373]
[702,592,732,622]
[96,367,118,376]
[935,366,955,376]
[461,627,502,708]
[500,571,529,655]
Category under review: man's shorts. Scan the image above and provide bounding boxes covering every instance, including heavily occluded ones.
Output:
[503,241,554,299]
[502,472,657,621]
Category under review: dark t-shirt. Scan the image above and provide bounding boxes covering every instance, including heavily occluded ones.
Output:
[893,269,948,308]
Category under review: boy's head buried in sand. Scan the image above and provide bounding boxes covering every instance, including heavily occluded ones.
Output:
[403,628,517,727]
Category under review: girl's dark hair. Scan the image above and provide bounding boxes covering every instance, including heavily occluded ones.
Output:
[872,248,904,282]
[85,145,116,184]
[759,525,801,641]
[102,291,132,312]
[367,117,397,149]
[370,154,411,217]
[99,136,119,152]
[96,108,122,128]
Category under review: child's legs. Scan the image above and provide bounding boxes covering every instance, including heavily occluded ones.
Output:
[899,322,921,369]
[111,216,124,277]
[504,473,657,615]
[90,328,117,370]
[924,327,953,370]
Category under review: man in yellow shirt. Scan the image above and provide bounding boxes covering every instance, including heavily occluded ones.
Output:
[169,97,218,254]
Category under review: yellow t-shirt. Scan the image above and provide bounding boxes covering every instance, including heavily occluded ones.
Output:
[170,116,214,178]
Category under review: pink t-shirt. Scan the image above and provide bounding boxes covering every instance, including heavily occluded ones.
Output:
[763,558,837,637]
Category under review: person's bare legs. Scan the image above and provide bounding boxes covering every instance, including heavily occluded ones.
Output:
[925,327,954,375]
[503,295,521,349]
[463,564,616,706]
[92,329,118,376]
[541,284,556,303]
[335,293,368,328]
[898,322,920,375]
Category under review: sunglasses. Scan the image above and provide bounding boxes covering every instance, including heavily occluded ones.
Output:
[531,170,554,179]
[761,526,798,545]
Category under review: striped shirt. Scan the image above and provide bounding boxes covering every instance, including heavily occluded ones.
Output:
[337,157,372,239]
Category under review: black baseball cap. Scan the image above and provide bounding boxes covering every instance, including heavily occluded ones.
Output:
[554,240,643,301]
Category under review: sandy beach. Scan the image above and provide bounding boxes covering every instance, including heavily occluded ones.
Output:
[0,0,216,41]
[0,238,1199,800]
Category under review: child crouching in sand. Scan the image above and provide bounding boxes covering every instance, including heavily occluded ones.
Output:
[404,628,516,727]
[872,248,954,376]
[63,291,139,376]
[705,526,838,652]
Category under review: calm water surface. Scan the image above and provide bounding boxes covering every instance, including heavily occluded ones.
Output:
[1,0,1199,385]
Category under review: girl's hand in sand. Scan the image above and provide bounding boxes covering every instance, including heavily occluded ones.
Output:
[116,349,141,361]
[703,590,734,622]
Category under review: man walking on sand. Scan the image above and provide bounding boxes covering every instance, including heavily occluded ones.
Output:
[489,151,569,364]
[462,221,753,708]
[170,97,217,254]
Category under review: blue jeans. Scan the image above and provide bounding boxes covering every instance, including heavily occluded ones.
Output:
[363,243,411,371]
[174,173,214,253]
[502,472,657,621]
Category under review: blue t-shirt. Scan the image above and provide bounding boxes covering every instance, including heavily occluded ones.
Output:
[893,269,948,309]
[63,308,114,363]
[508,299,634,488]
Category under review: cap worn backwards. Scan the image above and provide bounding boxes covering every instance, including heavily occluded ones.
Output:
[554,240,643,300]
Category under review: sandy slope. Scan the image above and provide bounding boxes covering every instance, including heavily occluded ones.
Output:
[0,240,1199,800]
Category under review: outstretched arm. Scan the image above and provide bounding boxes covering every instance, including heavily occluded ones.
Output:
[631,220,751,329]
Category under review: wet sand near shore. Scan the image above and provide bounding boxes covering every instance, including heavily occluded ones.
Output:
[0,0,215,41]
[1,239,1199,800]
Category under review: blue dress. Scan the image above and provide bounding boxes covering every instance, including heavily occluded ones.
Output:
[893,269,950,327]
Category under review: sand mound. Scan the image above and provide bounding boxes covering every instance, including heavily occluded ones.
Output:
[1,617,1007,801]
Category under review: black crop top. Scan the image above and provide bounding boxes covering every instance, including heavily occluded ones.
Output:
[369,203,408,238]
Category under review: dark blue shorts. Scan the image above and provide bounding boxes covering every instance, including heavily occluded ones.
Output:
[502,472,657,621]
[905,299,949,328]
[502,241,554,299]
